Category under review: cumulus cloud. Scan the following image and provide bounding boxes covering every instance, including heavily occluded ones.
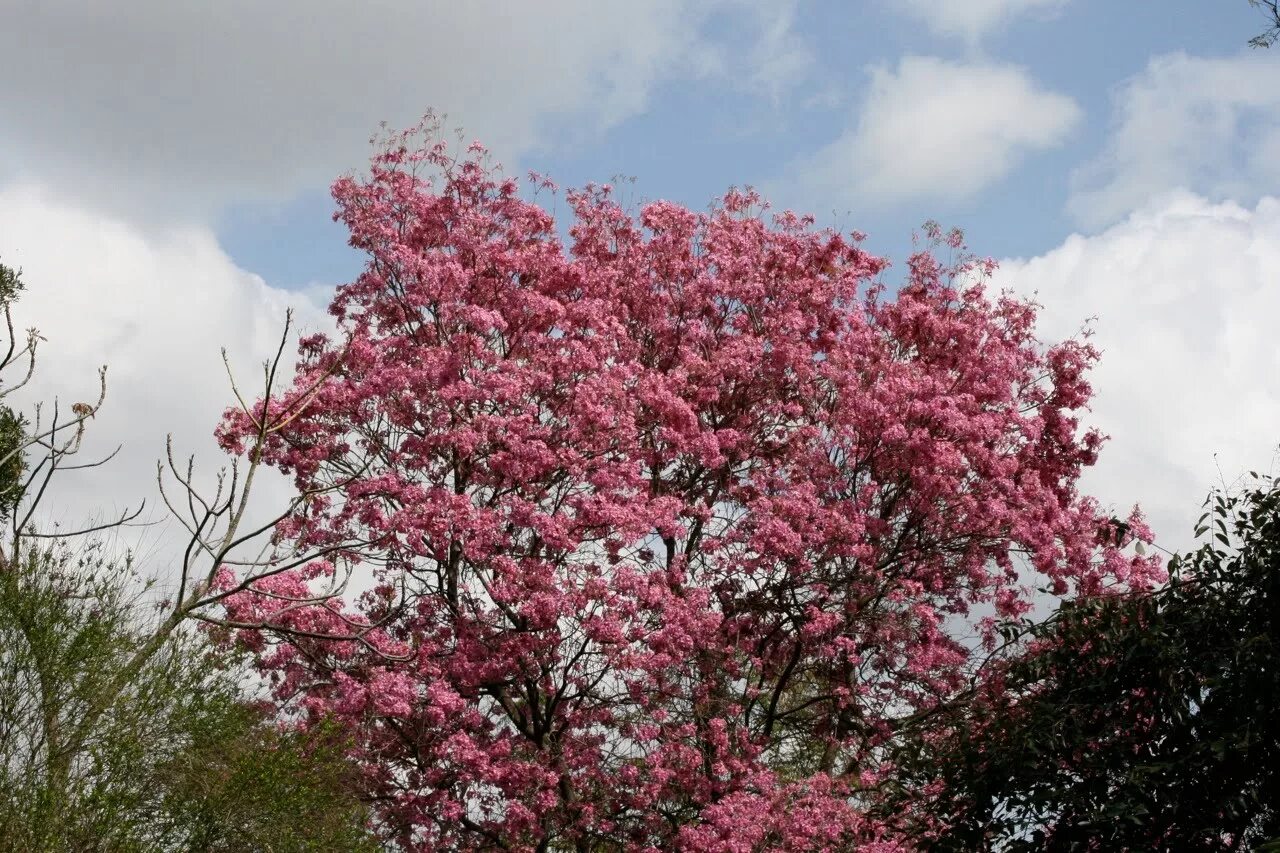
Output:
[895,0,1068,44]
[993,192,1280,555]
[0,183,331,582]
[782,57,1080,208]
[4,187,1272,582]
[0,0,805,224]
[1069,50,1280,230]
[727,0,815,104]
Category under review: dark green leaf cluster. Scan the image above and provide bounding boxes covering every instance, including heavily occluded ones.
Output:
[0,260,26,521]
[894,474,1280,851]
[0,404,25,522]
[0,259,22,305]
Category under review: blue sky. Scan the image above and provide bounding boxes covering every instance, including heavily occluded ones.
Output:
[1,0,1278,565]
[213,1,1265,288]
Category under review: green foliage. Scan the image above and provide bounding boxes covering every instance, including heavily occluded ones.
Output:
[0,256,376,849]
[0,259,27,521]
[894,474,1280,850]
[152,709,376,851]
[0,404,25,522]
[0,538,378,852]
[0,258,22,304]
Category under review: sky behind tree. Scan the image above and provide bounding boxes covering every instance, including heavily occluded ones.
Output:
[0,0,1276,572]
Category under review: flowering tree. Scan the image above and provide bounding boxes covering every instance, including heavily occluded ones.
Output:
[216,118,1161,852]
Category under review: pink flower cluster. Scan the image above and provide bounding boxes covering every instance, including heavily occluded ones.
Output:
[216,119,1161,851]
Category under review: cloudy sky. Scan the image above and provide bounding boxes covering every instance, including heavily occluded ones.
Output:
[1,0,1277,574]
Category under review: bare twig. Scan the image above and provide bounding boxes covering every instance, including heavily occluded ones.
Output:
[1249,0,1280,48]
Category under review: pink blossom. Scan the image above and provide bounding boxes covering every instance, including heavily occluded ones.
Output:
[217,116,1157,851]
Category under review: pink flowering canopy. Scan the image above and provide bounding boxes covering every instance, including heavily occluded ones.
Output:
[216,118,1161,852]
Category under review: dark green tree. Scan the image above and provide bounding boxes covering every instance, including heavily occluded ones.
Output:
[892,472,1280,850]
[0,260,30,522]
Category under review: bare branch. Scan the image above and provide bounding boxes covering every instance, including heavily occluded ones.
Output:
[21,504,150,539]
[1249,0,1280,47]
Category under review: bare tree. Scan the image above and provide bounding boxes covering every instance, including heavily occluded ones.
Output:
[1,281,381,738]
[156,309,412,658]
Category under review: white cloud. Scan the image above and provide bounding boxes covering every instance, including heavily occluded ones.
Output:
[993,192,1280,555]
[1069,51,1280,230]
[0,183,329,583]
[727,0,815,104]
[4,188,1273,584]
[0,0,804,224]
[895,0,1068,44]
[782,57,1080,207]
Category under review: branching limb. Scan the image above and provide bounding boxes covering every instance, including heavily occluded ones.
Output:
[1250,0,1280,47]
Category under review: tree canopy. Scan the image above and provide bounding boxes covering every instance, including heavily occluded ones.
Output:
[212,118,1160,851]
[893,474,1280,850]
[12,115,1275,851]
